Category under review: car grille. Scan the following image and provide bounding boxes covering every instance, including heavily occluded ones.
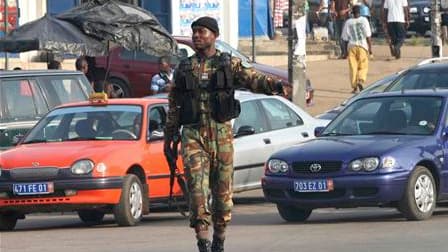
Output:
[292,161,342,174]
[9,168,59,181]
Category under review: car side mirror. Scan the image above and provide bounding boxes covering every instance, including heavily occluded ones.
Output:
[443,127,448,139]
[314,127,325,137]
[234,125,255,138]
[12,134,24,146]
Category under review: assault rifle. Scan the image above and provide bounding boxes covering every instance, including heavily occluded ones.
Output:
[164,135,189,216]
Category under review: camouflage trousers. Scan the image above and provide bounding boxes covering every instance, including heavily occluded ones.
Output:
[181,121,234,231]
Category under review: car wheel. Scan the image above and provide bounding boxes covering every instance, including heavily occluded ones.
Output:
[0,214,18,231]
[108,78,130,98]
[113,174,144,226]
[78,210,105,226]
[398,166,436,221]
[276,204,312,222]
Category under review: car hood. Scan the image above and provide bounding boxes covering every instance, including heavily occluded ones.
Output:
[0,141,136,168]
[273,135,429,161]
[252,62,288,82]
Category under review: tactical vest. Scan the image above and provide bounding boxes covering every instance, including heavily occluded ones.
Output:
[173,52,241,125]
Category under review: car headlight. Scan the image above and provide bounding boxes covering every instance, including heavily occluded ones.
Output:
[409,7,418,13]
[71,159,94,175]
[267,159,289,174]
[423,7,430,13]
[382,156,396,169]
[349,157,379,172]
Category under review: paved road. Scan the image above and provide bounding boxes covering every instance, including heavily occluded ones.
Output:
[2,190,448,252]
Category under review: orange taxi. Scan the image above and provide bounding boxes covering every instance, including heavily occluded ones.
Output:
[0,94,184,230]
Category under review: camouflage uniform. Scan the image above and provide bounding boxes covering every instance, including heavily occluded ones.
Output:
[165,50,281,233]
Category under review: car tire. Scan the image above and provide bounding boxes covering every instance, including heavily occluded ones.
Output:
[276,204,312,222]
[0,214,18,231]
[113,174,144,226]
[108,78,130,98]
[78,210,105,226]
[398,166,436,221]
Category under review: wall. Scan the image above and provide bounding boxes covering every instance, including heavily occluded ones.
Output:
[170,0,239,48]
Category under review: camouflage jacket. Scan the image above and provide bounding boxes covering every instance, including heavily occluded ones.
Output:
[165,50,281,137]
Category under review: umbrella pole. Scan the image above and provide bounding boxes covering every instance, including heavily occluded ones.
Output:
[104,40,111,95]
[3,0,9,70]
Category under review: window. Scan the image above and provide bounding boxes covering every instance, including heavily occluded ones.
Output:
[259,98,303,131]
[233,101,268,134]
[148,106,166,138]
[0,80,43,120]
[38,75,89,108]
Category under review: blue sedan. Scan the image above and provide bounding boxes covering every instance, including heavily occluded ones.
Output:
[262,90,448,222]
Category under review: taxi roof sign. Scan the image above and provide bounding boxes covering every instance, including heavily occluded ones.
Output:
[89,92,108,104]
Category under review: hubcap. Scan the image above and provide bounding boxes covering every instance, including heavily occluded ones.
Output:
[414,174,434,213]
[129,182,143,219]
[111,83,125,98]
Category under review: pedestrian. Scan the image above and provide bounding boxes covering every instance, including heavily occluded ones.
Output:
[383,0,409,59]
[342,4,372,93]
[163,16,284,252]
[150,55,174,94]
[75,56,94,87]
[331,0,351,58]
[293,0,309,61]
[48,60,62,69]
[318,0,335,39]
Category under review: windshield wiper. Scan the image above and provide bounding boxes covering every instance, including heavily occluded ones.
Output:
[320,132,354,136]
[22,139,48,144]
[365,131,408,135]
[66,137,98,141]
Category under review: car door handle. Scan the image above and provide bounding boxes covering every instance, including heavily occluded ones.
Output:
[301,132,309,138]
[123,64,130,69]
[263,138,271,144]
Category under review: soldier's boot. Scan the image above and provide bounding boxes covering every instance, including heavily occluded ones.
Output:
[211,236,224,252]
[197,239,212,252]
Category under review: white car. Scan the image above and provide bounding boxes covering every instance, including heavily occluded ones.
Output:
[149,91,329,192]
[232,91,329,192]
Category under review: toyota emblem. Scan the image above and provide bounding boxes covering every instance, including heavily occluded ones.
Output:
[32,162,40,167]
[309,163,322,173]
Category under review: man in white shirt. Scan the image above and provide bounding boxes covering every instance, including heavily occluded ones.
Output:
[150,56,174,94]
[342,4,372,93]
[383,0,409,59]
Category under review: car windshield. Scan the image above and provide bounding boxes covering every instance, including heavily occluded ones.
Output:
[22,105,143,143]
[215,40,250,62]
[387,70,448,91]
[321,96,443,136]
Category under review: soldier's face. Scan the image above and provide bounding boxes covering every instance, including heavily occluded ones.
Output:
[192,26,216,50]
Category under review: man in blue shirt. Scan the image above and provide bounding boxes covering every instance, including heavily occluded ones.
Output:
[150,56,174,94]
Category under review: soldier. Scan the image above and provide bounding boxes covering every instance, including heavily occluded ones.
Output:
[164,16,285,252]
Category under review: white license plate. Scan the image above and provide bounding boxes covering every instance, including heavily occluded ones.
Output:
[13,182,54,195]
[294,179,333,192]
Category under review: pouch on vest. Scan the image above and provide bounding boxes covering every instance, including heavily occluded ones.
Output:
[174,59,200,125]
[211,90,241,123]
[210,53,241,123]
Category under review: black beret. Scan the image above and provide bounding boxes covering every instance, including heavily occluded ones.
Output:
[191,16,219,35]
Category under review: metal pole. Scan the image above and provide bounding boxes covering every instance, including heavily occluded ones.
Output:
[290,0,306,108]
[431,0,443,57]
[288,0,293,84]
[251,0,256,62]
[3,0,9,70]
